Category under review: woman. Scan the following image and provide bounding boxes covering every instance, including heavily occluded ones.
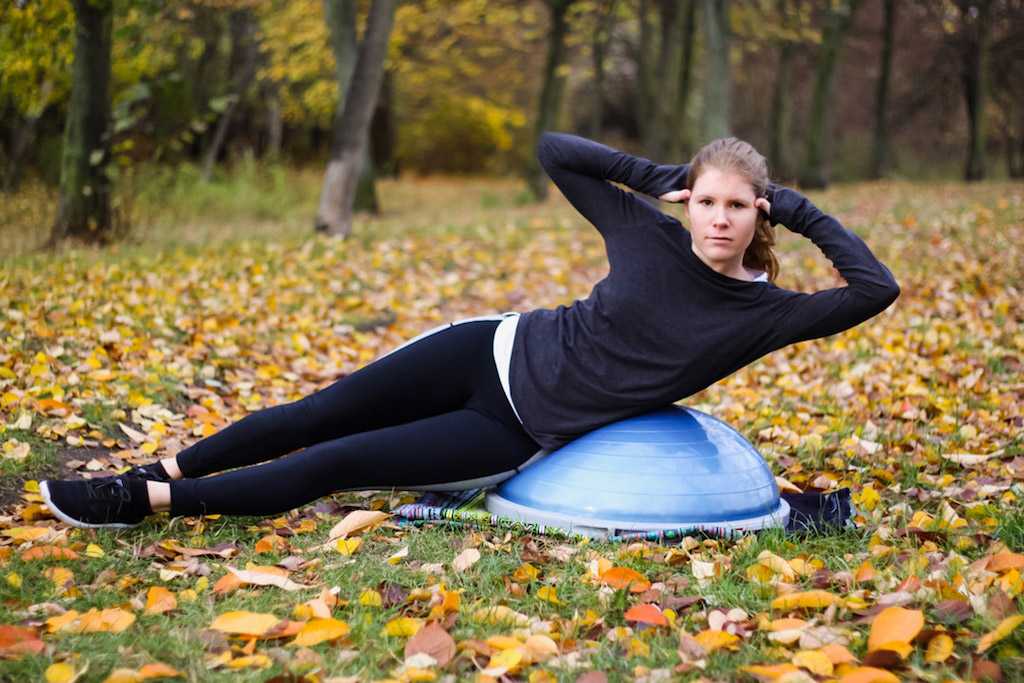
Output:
[40,132,899,529]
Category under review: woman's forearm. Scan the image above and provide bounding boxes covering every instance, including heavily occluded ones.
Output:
[538,131,689,198]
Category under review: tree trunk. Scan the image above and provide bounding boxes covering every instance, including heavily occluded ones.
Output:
[189,8,224,160]
[586,0,618,138]
[315,0,396,237]
[701,0,730,141]
[2,80,52,192]
[201,9,260,181]
[370,67,398,178]
[318,0,380,219]
[671,0,697,161]
[769,39,793,180]
[644,0,687,159]
[264,84,283,161]
[527,0,575,200]
[799,0,861,189]
[869,0,896,179]
[958,0,991,181]
[634,0,656,149]
[49,0,113,246]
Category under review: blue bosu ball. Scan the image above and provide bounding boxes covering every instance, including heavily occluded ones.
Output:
[485,405,789,539]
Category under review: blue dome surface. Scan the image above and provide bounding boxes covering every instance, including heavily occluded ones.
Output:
[485,405,786,535]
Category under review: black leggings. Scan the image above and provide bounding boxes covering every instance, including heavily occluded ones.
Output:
[168,316,542,517]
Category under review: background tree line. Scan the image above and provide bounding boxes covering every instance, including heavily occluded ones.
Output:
[0,0,1021,246]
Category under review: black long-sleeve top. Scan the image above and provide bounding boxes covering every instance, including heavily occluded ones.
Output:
[507,132,900,451]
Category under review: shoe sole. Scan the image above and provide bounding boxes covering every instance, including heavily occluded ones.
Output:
[39,480,142,530]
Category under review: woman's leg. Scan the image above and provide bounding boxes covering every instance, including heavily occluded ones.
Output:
[175,317,506,478]
[167,407,540,517]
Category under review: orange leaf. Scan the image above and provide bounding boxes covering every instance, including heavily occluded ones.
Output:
[254,534,286,554]
[145,586,177,615]
[20,545,79,561]
[837,666,901,683]
[209,611,280,636]
[212,572,244,595]
[0,624,45,658]
[624,603,668,627]
[770,590,841,611]
[867,607,924,653]
[987,551,1024,573]
[819,643,857,665]
[405,622,457,668]
[599,566,650,593]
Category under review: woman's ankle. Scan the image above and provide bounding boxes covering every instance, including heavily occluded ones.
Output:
[146,481,171,513]
[160,457,184,480]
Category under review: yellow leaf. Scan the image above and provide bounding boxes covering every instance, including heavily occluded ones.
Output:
[977,614,1024,654]
[336,537,362,555]
[740,663,801,681]
[225,654,272,669]
[290,617,350,646]
[484,648,523,676]
[925,633,953,663]
[359,589,382,607]
[867,607,924,653]
[771,590,842,611]
[45,662,81,683]
[145,586,177,615]
[209,611,280,636]
[692,629,739,652]
[7,572,22,589]
[3,526,50,542]
[536,585,561,605]
[513,562,540,583]
[382,617,423,637]
[792,649,833,676]
[85,543,105,558]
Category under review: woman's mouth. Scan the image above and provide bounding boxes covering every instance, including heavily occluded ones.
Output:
[708,236,731,242]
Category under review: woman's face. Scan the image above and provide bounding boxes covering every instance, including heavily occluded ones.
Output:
[685,167,759,275]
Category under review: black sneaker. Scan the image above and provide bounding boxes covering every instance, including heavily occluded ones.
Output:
[119,461,173,483]
[39,477,149,529]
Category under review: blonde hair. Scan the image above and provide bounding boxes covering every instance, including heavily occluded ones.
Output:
[686,137,779,282]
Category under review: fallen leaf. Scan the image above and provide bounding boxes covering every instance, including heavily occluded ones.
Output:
[327,510,389,540]
[145,586,177,615]
[925,633,953,663]
[599,566,650,593]
[771,590,842,611]
[867,607,924,655]
[405,622,456,667]
[291,617,350,646]
[977,614,1024,654]
[453,547,481,572]
[209,611,280,636]
[624,603,668,627]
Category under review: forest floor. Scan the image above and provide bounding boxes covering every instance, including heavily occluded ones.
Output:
[0,171,1022,682]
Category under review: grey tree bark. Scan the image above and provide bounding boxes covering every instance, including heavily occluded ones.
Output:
[527,0,576,201]
[586,0,619,139]
[201,8,260,181]
[2,80,53,192]
[957,0,992,181]
[49,0,114,246]
[315,0,396,237]
[798,0,861,189]
[643,0,689,160]
[869,0,896,179]
[701,0,730,141]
